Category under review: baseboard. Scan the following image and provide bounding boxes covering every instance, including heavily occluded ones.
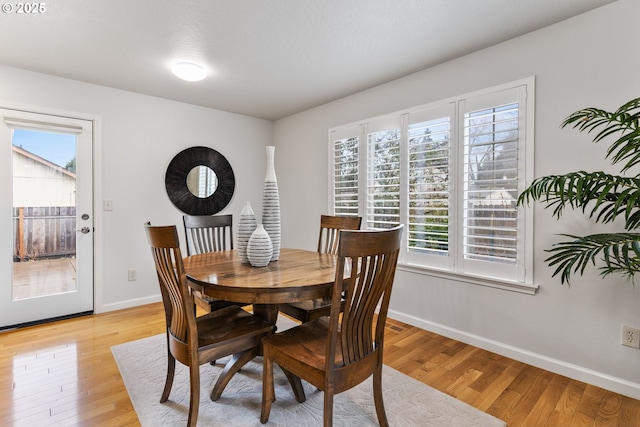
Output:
[388,309,640,400]
[96,295,162,314]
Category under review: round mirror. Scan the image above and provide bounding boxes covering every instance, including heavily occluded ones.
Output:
[165,146,235,215]
[186,165,218,198]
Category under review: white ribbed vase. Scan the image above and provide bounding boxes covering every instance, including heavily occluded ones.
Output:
[247,224,273,267]
[237,201,257,264]
[262,146,281,261]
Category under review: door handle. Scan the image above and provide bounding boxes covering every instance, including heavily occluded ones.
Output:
[78,227,91,234]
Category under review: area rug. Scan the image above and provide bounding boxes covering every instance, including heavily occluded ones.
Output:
[112,319,506,426]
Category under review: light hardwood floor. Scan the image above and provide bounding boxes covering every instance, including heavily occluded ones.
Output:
[1,303,638,426]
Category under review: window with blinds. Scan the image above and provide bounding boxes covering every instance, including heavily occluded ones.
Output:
[328,78,533,287]
[463,103,519,264]
[332,132,360,217]
[408,115,451,256]
[367,127,401,229]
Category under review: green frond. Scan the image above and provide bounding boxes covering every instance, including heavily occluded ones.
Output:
[561,97,640,172]
[545,233,640,284]
[517,171,640,229]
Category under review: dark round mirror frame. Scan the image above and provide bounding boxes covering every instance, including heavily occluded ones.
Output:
[165,146,235,215]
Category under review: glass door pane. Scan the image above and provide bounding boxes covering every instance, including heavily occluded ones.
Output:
[12,129,78,300]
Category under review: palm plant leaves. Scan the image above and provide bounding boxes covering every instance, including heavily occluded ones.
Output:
[546,233,640,284]
[517,172,640,230]
[518,97,640,284]
[561,97,640,173]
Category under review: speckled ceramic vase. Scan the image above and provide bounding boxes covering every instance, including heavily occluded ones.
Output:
[237,201,257,264]
[247,224,273,267]
[262,146,281,261]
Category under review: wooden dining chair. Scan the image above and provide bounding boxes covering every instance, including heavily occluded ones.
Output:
[183,214,241,313]
[145,223,273,427]
[260,225,403,426]
[278,215,362,323]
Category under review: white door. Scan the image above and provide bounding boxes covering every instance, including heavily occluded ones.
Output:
[0,109,94,328]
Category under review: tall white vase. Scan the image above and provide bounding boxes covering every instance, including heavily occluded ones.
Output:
[262,146,281,261]
[237,201,257,264]
[247,224,273,267]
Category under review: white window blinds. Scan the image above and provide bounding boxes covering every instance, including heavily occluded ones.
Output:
[462,103,519,264]
[458,85,528,281]
[331,127,360,217]
[366,119,401,229]
[407,107,452,258]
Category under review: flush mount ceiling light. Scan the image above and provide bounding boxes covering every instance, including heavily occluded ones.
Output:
[171,62,207,82]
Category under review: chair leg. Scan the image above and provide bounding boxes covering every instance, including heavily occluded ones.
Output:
[373,365,389,427]
[160,352,176,403]
[187,363,201,427]
[323,390,334,427]
[210,348,258,401]
[260,348,275,424]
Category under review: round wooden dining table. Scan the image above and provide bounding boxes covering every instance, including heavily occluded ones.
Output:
[184,248,338,325]
[184,248,339,400]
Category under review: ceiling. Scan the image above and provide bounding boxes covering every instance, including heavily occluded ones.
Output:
[0,0,615,121]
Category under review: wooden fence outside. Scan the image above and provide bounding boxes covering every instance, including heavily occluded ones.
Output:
[13,207,76,261]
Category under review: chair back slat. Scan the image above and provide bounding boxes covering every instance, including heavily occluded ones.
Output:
[317,215,362,255]
[145,224,195,343]
[183,214,233,256]
[332,226,402,366]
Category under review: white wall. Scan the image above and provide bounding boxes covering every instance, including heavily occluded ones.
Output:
[273,0,640,398]
[0,65,273,311]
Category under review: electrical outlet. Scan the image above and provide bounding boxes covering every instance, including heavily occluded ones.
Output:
[127,269,137,281]
[622,325,640,348]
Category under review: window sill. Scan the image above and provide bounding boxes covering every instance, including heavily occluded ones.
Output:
[397,263,539,295]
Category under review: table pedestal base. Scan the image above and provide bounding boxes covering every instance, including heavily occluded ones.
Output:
[210,303,303,402]
[252,304,279,327]
[210,347,259,401]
